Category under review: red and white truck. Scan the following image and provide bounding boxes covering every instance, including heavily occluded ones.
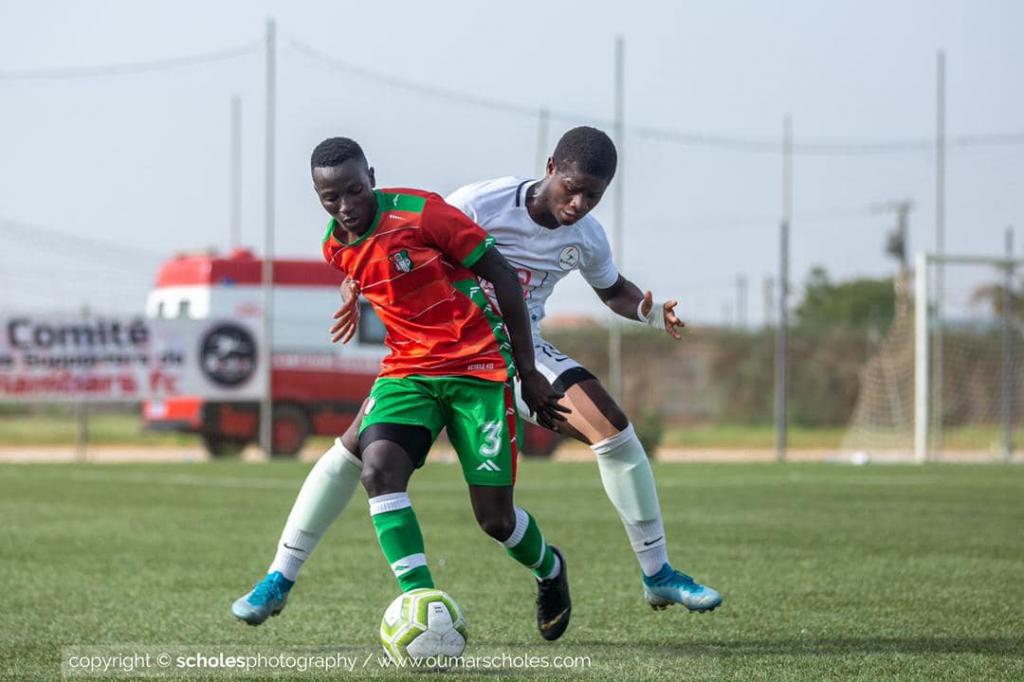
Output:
[142,249,561,457]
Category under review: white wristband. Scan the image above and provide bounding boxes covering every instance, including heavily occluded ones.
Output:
[637,298,666,330]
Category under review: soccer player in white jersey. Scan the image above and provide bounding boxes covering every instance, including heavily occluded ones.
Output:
[233,127,721,626]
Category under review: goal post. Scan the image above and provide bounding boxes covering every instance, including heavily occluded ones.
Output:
[844,249,1023,463]
[915,251,1024,462]
[914,253,929,463]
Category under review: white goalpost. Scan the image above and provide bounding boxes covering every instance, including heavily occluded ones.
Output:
[844,249,1024,463]
[914,251,1024,463]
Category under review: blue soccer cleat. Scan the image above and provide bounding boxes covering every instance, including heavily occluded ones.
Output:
[232,571,293,625]
[642,564,722,613]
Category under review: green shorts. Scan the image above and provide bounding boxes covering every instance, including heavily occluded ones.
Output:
[359,375,519,486]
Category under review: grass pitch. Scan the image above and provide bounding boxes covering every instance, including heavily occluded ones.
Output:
[1,460,1022,681]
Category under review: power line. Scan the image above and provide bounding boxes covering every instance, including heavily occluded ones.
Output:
[632,125,1024,155]
[631,205,892,235]
[0,41,260,80]
[283,33,1024,157]
[283,33,541,117]
[0,217,166,260]
[3,30,1023,156]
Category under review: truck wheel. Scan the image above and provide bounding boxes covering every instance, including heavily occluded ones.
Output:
[272,404,310,457]
[201,434,248,457]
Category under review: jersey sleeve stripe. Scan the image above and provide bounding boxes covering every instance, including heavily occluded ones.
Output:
[378,192,427,213]
[461,235,496,268]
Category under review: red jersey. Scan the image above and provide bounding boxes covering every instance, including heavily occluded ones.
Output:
[322,188,514,382]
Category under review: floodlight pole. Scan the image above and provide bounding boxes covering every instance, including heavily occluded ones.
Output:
[535,107,550,174]
[736,274,748,328]
[76,304,90,461]
[608,36,625,401]
[763,276,775,328]
[230,94,242,250]
[932,51,946,456]
[259,18,276,457]
[1002,227,1015,462]
[774,115,792,462]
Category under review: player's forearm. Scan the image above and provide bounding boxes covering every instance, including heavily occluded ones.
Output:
[490,272,538,374]
[470,250,538,374]
[597,276,645,320]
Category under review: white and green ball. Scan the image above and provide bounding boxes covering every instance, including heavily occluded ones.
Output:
[379,588,467,662]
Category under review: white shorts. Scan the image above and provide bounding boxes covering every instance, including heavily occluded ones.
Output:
[512,335,590,425]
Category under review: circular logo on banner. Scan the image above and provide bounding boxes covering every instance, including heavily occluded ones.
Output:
[557,246,580,271]
[199,323,257,388]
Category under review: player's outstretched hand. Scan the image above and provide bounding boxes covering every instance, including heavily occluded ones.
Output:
[519,368,571,429]
[330,278,360,344]
[641,290,686,340]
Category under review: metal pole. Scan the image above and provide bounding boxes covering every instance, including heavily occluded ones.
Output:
[763,275,774,328]
[259,19,276,457]
[932,51,946,455]
[736,274,748,329]
[76,304,89,461]
[1003,227,1015,462]
[535,107,550,175]
[608,36,625,401]
[774,115,792,462]
[914,252,930,463]
[230,94,242,250]
[75,402,88,461]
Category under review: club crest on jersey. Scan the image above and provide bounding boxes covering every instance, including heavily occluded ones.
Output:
[389,250,414,273]
[558,245,580,271]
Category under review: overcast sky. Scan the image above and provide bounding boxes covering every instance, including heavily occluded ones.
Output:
[1,0,1021,324]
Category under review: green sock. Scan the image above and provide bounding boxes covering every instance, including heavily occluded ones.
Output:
[369,493,434,592]
[502,506,559,580]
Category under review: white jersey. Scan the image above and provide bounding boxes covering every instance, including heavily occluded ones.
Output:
[446,176,620,330]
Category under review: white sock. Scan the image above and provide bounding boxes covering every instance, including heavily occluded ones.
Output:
[499,506,562,582]
[591,424,670,577]
[541,553,562,581]
[268,438,362,581]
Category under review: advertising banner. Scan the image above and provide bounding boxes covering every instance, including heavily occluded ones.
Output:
[0,315,266,402]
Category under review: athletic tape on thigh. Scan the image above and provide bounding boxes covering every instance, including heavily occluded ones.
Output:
[552,366,598,394]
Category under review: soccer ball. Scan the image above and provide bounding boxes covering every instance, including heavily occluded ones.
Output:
[379,588,467,663]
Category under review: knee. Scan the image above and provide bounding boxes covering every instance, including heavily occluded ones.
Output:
[476,510,516,542]
[360,462,398,497]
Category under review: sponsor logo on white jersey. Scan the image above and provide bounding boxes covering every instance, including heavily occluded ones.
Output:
[558,246,580,271]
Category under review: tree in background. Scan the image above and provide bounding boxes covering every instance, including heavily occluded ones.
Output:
[795,266,896,331]
[969,281,1024,321]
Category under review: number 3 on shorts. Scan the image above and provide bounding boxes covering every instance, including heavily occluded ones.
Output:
[480,421,502,457]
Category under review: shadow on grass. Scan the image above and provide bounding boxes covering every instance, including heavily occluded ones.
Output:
[566,637,1024,657]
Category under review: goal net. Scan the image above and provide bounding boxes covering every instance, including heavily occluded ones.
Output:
[842,252,1024,462]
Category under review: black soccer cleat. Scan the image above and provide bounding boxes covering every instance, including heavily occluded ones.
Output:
[536,545,571,641]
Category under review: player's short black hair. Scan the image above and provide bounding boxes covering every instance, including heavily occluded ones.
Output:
[311,137,367,170]
[552,126,617,181]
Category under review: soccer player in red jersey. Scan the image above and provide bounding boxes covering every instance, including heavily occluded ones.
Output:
[233,138,573,641]
[326,128,721,615]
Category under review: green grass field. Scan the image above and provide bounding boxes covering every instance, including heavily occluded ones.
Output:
[0,410,1010,453]
[1,461,1022,681]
